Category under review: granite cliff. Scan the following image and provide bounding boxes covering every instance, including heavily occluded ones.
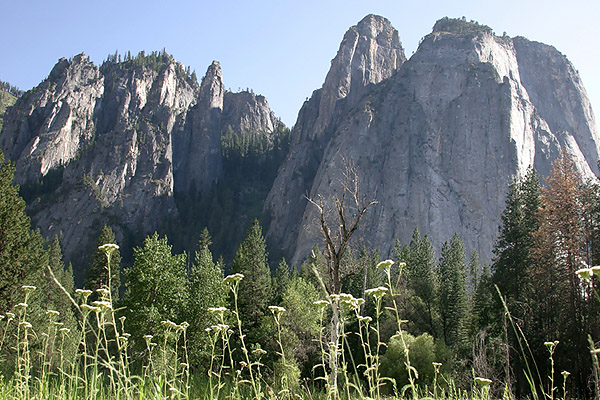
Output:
[264,16,599,265]
[0,52,284,278]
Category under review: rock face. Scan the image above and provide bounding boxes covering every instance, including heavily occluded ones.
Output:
[0,53,283,278]
[265,16,599,265]
[265,14,406,259]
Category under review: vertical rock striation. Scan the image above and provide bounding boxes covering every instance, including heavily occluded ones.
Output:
[265,17,599,265]
[0,53,282,276]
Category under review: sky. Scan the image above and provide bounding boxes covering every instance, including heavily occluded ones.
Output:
[1,0,598,127]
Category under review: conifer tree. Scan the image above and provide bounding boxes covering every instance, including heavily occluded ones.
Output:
[186,229,227,368]
[492,167,540,317]
[84,225,121,298]
[273,258,291,304]
[231,219,272,340]
[0,151,46,311]
[405,228,438,335]
[437,234,468,348]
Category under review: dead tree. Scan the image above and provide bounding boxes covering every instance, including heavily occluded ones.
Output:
[307,162,377,395]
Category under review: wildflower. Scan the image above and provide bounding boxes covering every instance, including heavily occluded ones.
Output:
[432,362,442,373]
[329,294,341,302]
[59,327,70,334]
[592,265,600,276]
[268,305,286,315]
[91,301,112,310]
[21,285,37,293]
[253,348,267,356]
[364,286,388,300]
[41,332,49,338]
[544,340,559,348]
[98,243,119,253]
[207,307,227,313]
[376,259,395,270]
[53,322,64,327]
[143,334,154,341]
[96,288,111,296]
[223,273,244,284]
[81,304,100,313]
[561,371,570,377]
[5,312,15,320]
[474,377,492,387]
[357,316,372,324]
[75,289,93,303]
[20,321,32,329]
[16,303,28,309]
[180,362,189,368]
[180,321,190,330]
[313,300,329,309]
[161,320,178,329]
[46,310,60,317]
[576,268,593,281]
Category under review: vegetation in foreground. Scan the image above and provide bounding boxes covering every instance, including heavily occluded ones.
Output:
[0,149,599,399]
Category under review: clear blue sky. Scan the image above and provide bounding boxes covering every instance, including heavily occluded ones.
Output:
[1,0,598,127]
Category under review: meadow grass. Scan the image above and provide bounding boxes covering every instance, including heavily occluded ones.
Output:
[0,253,596,399]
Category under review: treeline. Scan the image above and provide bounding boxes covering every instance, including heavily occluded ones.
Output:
[1,148,599,398]
[0,80,23,97]
[101,49,198,86]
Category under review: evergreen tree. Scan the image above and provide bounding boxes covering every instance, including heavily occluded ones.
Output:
[405,228,438,336]
[272,258,291,304]
[230,220,272,341]
[121,233,187,352]
[492,167,540,319]
[0,151,46,311]
[84,225,121,299]
[186,230,227,368]
[437,234,468,348]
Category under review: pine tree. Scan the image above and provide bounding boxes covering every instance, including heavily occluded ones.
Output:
[231,219,272,340]
[273,258,291,304]
[186,230,227,368]
[0,151,46,311]
[405,228,438,336]
[493,167,540,317]
[84,225,121,299]
[437,234,468,348]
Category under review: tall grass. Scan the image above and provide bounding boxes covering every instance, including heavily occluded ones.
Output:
[0,253,596,399]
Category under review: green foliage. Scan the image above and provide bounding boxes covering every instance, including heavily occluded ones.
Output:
[0,151,47,312]
[432,17,494,36]
[230,220,272,341]
[279,276,322,372]
[437,234,468,349]
[492,167,540,317]
[404,228,439,336]
[101,48,197,87]
[121,232,188,352]
[380,332,437,391]
[185,232,227,369]
[0,89,17,133]
[83,225,121,299]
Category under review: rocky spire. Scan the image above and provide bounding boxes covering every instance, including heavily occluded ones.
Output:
[312,14,406,137]
[198,60,224,110]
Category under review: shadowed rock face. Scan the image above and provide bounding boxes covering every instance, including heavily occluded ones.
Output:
[0,54,281,276]
[265,17,599,265]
